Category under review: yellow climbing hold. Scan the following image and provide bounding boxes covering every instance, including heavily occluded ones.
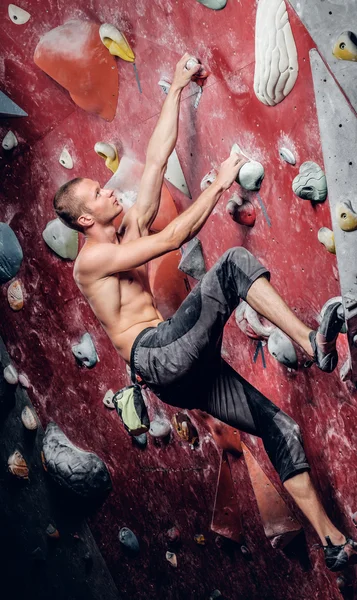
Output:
[333,32,357,62]
[99,23,135,63]
[336,201,357,232]
[317,227,336,254]
[94,142,119,174]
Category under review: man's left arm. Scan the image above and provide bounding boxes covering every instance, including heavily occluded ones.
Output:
[123,53,201,236]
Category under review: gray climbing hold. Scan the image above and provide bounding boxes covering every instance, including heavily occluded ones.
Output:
[292,162,327,202]
[149,418,171,438]
[42,422,112,499]
[0,223,23,284]
[231,143,265,191]
[119,527,140,555]
[2,130,18,150]
[133,433,147,448]
[0,90,27,117]
[59,148,73,169]
[42,218,78,260]
[279,147,296,165]
[267,329,298,369]
[209,592,222,600]
[103,389,115,409]
[72,333,98,368]
[178,237,206,280]
[3,364,18,384]
[8,4,31,24]
[166,551,177,567]
[196,0,227,9]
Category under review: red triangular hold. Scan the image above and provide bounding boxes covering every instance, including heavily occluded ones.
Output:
[211,451,243,543]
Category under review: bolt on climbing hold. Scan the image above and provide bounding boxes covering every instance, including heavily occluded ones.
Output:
[21,406,38,431]
[119,527,140,555]
[333,32,357,62]
[103,389,115,409]
[209,591,223,600]
[158,79,171,95]
[4,364,18,385]
[99,23,142,93]
[72,333,98,368]
[94,142,119,174]
[318,227,335,254]
[2,130,18,150]
[42,218,79,260]
[279,147,296,165]
[200,169,217,191]
[0,223,23,283]
[336,200,357,232]
[7,279,23,311]
[59,148,73,170]
[8,450,29,479]
[18,373,30,388]
[226,198,256,227]
[46,524,60,539]
[178,237,206,280]
[231,144,265,191]
[133,433,147,448]
[165,551,177,567]
[8,4,30,24]
[267,329,298,369]
[166,526,181,545]
[196,0,227,8]
[194,533,206,545]
[149,418,171,438]
[292,162,327,202]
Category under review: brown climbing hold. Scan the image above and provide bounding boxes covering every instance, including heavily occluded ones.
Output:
[8,450,29,479]
[242,443,302,548]
[7,279,23,311]
[21,406,38,431]
[46,524,60,539]
[336,201,357,232]
[194,533,206,545]
[172,412,199,447]
[226,199,256,227]
[211,451,243,543]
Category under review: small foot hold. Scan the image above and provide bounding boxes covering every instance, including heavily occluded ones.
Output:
[309,301,344,373]
[324,536,357,572]
[267,329,298,369]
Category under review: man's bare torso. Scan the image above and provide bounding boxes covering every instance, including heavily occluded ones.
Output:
[73,220,163,364]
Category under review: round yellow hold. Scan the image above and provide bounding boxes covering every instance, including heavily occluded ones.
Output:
[333,31,357,61]
[336,201,357,232]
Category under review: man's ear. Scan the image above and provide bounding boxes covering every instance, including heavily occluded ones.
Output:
[77,213,95,228]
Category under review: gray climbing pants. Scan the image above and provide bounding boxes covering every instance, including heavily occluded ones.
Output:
[131,247,310,483]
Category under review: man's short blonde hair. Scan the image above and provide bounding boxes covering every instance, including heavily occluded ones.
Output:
[53,178,89,233]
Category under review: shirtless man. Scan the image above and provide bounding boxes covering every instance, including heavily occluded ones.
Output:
[53,53,356,571]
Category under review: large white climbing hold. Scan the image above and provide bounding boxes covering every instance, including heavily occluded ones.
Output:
[149,418,171,438]
[59,148,73,170]
[254,0,298,106]
[292,162,327,202]
[2,131,18,150]
[165,150,191,198]
[72,333,98,368]
[267,329,298,369]
[4,364,19,385]
[42,218,79,260]
[8,4,31,24]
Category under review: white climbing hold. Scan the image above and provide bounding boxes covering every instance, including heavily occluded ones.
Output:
[8,4,31,25]
[292,162,327,202]
[254,0,298,106]
[4,364,18,385]
[18,373,30,388]
[72,333,98,368]
[185,57,200,71]
[267,329,298,369]
[165,149,191,198]
[158,79,171,95]
[235,301,274,339]
[279,147,296,165]
[42,218,79,260]
[166,551,177,567]
[2,130,18,150]
[59,148,73,170]
[21,406,38,430]
[318,227,335,254]
[103,389,115,409]
[200,169,217,191]
[149,418,171,438]
[94,142,119,173]
[231,143,265,191]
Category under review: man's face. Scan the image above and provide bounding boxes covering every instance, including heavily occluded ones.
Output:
[76,178,123,226]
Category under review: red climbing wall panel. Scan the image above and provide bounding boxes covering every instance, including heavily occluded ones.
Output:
[1,1,357,598]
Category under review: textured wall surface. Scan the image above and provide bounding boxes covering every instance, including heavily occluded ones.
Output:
[1,1,357,598]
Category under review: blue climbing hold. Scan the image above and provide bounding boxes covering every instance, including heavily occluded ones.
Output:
[0,223,23,284]
[119,527,140,555]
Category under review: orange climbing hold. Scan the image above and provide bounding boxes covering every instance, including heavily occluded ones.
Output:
[34,20,119,121]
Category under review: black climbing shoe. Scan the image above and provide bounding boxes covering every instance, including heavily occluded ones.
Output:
[308,301,344,373]
[324,536,357,572]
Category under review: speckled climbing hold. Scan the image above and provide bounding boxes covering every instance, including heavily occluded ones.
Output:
[318,227,335,254]
[4,364,18,385]
[94,142,119,174]
[2,130,18,150]
[267,329,298,369]
[99,23,135,62]
[279,147,296,165]
[231,144,264,191]
[42,218,79,260]
[333,32,357,62]
[46,524,60,539]
[194,533,206,545]
[0,223,23,284]
[59,148,73,170]
[196,0,226,8]
[200,169,217,191]
[226,198,256,227]
[133,433,147,448]
[172,412,199,447]
[72,333,98,368]
[119,527,140,555]
[209,592,222,600]
[292,162,327,202]
[149,418,171,438]
[103,389,115,409]
[8,450,29,479]
[42,422,112,499]
[336,200,357,232]
[8,4,30,24]
[166,526,181,545]
[21,406,38,431]
[165,551,177,567]
[7,279,23,311]
[178,237,206,280]
[18,373,30,388]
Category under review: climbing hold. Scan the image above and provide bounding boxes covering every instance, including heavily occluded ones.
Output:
[185,57,200,71]
[103,389,115,409]
[2,130,18,150]
[18,373,30,388]
[34,21,119,121]
[31,547,46,561]
[0,223,23,284]
[178,237,206,280]
[8,4,30,24]
[133,433,147,448]
[158,79,171,95]
[231,144,264,191]
[235,301,275,340]
[99,23,135,62]
[42,422,112,499]
[279,147,296,165]
[21,406,38,431]
[209,592,222,600]
[149,418,171,438]
[196,0,226,8]
[3,364,18,385]
[336,200,357,232]
[72,333,98,368]
[318,227,335,254]
[240,545,252,558]
[94,142,119,174]
[292,161,327,202]
[59,148,73,170]
[172,412,199,447]
[211,452,243,543]
[352,511,357,527]
[267,329,298,369]
[42,218,79,260]
[165,149,191,198]
[333,32,357,62]
[0,90,27,117]
[8,450,29,479]
[254,0,298,106]
[194,533,206,545]
[319,297,346,334]
[166,526,181,545]
[7,279,23,311]
[119,527,140,555]
[226,198,256,227]
[46,523,60,539]
[200,169,217,191]
[165,551,177,568]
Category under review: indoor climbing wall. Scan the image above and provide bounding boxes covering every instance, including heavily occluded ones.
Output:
[1,1,357,598]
